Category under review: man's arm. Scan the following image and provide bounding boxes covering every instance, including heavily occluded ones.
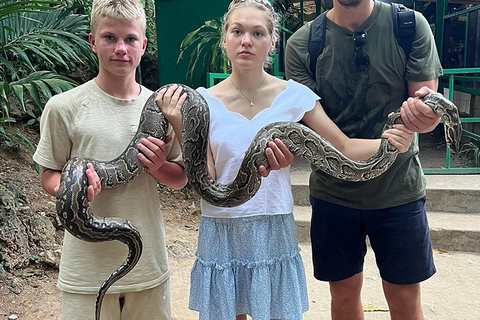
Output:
[401,80,441,133]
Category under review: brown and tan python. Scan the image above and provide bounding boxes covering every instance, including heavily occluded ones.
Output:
[56,84,461,320]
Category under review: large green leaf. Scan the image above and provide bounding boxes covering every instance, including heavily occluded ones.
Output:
[176,18,228,85]
[9,71,77,112]
[0,4,96,80]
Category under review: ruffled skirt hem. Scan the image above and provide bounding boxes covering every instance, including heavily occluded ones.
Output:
[188,213,309,320]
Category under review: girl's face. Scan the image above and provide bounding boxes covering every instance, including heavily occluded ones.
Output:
[223,7,275,70]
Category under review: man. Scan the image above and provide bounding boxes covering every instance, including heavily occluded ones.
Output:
[284,0,443,319]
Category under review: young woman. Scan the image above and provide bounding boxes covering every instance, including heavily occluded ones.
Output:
[156,1,413,319]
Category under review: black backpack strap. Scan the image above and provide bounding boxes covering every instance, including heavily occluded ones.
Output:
[392,2,416,57]
[308,11,328,79]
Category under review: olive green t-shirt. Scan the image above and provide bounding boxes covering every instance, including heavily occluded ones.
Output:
[285,1,443,209]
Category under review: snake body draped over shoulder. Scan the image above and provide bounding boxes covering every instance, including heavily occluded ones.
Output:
[56,84,461,320]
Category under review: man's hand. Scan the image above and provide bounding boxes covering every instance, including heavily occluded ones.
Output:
[400,86,441,133]
[137,136,172,174]
[259,139,295,177]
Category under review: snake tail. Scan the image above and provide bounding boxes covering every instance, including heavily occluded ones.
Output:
[94,225,143,320]
[56,159,144,320]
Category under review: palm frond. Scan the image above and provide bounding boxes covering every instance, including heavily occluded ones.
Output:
[0,5,96,79]
[177,18,227,85]
[9,71,77,112]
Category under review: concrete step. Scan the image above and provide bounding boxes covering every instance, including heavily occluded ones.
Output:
[290,169,480,213]
[293,205,480,252]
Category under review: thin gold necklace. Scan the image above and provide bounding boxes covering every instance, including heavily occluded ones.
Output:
[231,76,267,107]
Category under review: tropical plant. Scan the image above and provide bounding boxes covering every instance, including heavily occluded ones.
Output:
[176,0,302,86]
[0,0,96,150]
[176,18,227,86]
[459,141,480,167]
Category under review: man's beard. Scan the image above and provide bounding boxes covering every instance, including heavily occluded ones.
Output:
[337,0,363,8]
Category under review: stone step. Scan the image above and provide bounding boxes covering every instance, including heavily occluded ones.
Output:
[290,170,480,213]
[293,205,480,252]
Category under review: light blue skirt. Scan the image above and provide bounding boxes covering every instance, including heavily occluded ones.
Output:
[189,213,309,320]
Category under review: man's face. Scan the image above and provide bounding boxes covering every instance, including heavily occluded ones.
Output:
[89,16,147,78]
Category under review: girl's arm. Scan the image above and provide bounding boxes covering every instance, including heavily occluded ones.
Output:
[302,101,413,161]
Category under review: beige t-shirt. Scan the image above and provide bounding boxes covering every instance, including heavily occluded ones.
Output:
[33,80,183,294]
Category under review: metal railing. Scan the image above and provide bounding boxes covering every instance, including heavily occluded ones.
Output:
[423,67,480,174]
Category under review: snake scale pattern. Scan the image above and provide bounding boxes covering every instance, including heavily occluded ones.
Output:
[56,84,461,319]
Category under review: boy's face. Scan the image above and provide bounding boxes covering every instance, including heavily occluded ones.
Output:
[89,16,147,79]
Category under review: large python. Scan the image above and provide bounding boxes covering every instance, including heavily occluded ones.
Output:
[56,84,461,319]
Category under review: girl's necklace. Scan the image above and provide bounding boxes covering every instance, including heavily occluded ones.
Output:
[231,76,267,107]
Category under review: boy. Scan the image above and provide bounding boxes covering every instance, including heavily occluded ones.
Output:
[33,0,187,319]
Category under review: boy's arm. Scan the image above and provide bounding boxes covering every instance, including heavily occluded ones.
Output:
[40,163,101,201]
[40,167,62,197]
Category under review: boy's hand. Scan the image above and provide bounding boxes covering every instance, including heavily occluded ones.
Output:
[86,163,101,202]
[137,136,172,173]
[259,139,295,177]
[382,124,414,153]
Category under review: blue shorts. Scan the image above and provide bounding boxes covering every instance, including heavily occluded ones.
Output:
[310,196,436,285]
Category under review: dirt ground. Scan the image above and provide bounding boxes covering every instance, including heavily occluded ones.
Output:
[0,123,475,320]
[0,125,202,320]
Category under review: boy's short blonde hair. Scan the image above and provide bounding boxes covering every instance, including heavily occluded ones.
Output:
[90,0,147,34]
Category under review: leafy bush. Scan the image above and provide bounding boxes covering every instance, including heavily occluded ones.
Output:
[0,0,96,150]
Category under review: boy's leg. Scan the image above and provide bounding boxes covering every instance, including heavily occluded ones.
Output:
[61,291,121,320]
[121,279,171,320]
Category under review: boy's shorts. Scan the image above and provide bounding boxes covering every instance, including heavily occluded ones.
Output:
[61,280,171,320]
[310,196,436,285]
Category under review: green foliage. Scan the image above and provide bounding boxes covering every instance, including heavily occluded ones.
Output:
[176,18,227,86]
[0,0,94,153]
[142,0,157,56]
[459,141,480,167]
[176,0,302,86]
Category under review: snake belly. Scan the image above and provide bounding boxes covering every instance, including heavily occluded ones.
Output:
[56,83,461,320]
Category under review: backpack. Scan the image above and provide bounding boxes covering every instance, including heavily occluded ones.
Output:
[307,2,416,78]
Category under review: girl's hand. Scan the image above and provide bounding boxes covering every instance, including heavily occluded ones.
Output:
[382,124,414,153]
[155,84,187,123]
[259,139,295,177]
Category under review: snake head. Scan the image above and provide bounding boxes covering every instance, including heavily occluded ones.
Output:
[422,92,462,153]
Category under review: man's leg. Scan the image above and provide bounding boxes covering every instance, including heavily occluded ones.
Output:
[366,198,434,320]
[330,272,364,320]
[310,196,368,320]
[382,281,424,320]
